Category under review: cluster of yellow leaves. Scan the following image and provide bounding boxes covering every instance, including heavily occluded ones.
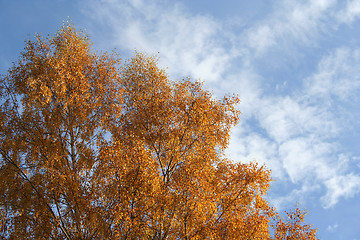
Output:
[272,208,318,240]
[0,23,317,239]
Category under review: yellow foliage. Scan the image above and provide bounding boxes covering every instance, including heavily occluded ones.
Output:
[0,23,317,239]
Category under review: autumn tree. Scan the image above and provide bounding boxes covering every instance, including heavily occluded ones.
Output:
[0,23,317,239]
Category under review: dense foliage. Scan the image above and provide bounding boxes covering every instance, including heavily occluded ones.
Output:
[0,24,317,239]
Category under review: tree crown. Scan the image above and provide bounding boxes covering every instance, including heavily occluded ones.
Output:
[0,23,317,240]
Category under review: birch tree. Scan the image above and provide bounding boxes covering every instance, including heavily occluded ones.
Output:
[0,23,317,240]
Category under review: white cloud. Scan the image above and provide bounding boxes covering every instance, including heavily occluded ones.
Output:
[247,25,275,54]
[304,47,360,102]
[279,137,333,182]
[226,129,285,179]
[243,0,337,56]
[230,45,360,207]
[322,174,360,208]
[257,96,338,143]
[268,182,320,210]
[84,0,234,82]
[216,69,263,118]
[338,0,360,24]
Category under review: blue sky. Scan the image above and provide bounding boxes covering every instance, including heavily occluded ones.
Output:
[1,0,360,238]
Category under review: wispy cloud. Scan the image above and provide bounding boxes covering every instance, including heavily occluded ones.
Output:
[224,0,360,208]
[337,0,360,24]
[327,223,339,232]
[237,45,360,207]
[322,173,360,208]
[242,0,337,57]
[83,0,234,82]
[304,47,360,102]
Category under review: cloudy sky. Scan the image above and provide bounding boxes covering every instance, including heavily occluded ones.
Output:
[1,0,360,238]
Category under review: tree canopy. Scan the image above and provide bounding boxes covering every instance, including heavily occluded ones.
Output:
[0,23,318,239]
